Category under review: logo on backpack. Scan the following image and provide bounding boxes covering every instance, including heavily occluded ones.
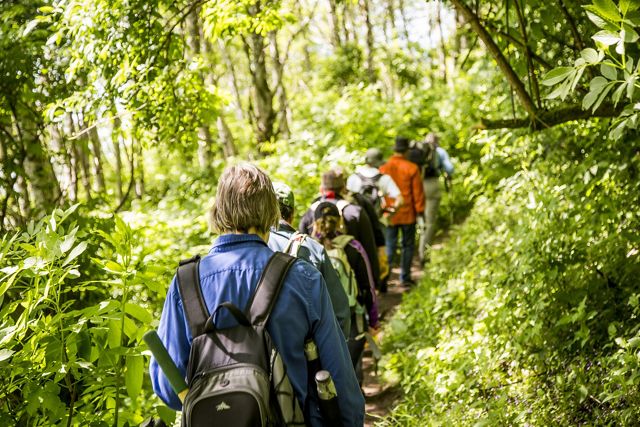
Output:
[216,401,231,412]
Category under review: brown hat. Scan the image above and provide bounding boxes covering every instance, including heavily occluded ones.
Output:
[321,169,345,191]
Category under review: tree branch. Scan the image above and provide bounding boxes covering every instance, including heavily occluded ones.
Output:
[450,0,537,119]
[478,103,624,129]
[513,0,541,108]
[557,0,585,52]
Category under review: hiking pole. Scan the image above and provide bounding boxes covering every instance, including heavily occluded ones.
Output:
[143,330,189,403]
[315,370,344,427]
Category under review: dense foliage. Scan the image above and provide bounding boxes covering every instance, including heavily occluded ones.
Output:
[380,124,640,425]
[1,0,640,425]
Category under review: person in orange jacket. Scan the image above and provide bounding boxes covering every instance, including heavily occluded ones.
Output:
[379,136,425,286]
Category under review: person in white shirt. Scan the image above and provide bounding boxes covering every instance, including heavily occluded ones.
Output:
[346,148,403,291]
[346,148,403,206]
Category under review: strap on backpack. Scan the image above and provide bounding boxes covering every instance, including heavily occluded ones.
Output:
[176,255,208,338]
[246,252,296,327]
[284,232,307,257]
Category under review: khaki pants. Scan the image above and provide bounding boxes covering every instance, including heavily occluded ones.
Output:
[419,177,441,261]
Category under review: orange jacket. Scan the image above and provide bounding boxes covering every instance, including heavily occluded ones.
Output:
[380,154,425,225]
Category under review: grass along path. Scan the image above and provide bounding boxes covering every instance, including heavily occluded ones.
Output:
[363,240,447,425]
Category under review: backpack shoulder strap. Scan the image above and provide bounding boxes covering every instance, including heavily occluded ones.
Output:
[331,234,354,249]
[284,231,307,257]
[176,255,208,338]
[246,252,296,327]
[335,199,350,215]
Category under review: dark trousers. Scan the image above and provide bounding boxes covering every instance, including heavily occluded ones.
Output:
[385,223,416,283]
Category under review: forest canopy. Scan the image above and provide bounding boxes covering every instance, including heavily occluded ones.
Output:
[1,0,639,425]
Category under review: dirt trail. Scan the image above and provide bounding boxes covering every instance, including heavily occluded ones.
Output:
[362,245,442,425]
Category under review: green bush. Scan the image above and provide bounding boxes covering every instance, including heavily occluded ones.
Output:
[379,123,640,425]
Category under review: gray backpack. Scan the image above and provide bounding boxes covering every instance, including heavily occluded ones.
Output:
[177,252,305,427]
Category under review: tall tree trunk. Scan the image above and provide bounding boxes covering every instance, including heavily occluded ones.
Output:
[397,0,410,42]
[386,0,397,38]
[360,0,376,83]
[219,40,248,121]
[328,0,343,49]
[217,116,237,158]
[186,8,213,169]
[112,118,124,201]
[514,0,541,108]
[135,142,144,198]
[340,2,351,44]
[242,29,276,146]
[48,125,71,200]
[78,138,92,201]
[88,125,106,192]
[63,114,78,202]
[436,0,448,84]
[23,136,61,209]
[269,31,290,139]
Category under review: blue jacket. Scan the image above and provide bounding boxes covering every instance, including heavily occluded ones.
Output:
[149,234,365,426]
[268,221,351,337]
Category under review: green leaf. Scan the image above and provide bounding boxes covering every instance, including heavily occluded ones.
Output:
[592,82,614,111]
[0,348,15,362]
[622,24,639,42]
[124,303,152,324]
[626,75,636,99]
[613,82,626,105]
[628,336,640,348]
[23,19,40,36]
[601,63,618,80]
[107,320,122,349]
[581,48,600,64]
[541,67,574,86]
[578,384,589,402]
[593,0,623,21]
[620,0,640,14]
[592,30,619,45]
[125,355,143,400]
[590,76,609,91]
[63,241,87,266]
[38,6,54,14]
[583,77,608,110]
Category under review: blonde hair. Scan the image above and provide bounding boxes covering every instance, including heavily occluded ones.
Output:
[210,164,279,235]
[312,215,341,248]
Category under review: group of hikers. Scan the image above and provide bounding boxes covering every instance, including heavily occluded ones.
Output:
[149,133,454,426]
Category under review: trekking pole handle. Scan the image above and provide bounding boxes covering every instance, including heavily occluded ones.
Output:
[143,330,189,402]
[315,370,344,427]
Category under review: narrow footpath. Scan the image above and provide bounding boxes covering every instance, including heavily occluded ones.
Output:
[362,242,444,425]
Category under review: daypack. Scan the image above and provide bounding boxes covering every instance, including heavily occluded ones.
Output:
[355,172,384,217]
[407,141,440,178]
[177,252,305,427]
[421,141,440,178]
[327,235,358,309]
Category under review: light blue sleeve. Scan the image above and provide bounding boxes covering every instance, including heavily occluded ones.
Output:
[149,276,191,411]
[437,146,454,176]
[310,273,365,426]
